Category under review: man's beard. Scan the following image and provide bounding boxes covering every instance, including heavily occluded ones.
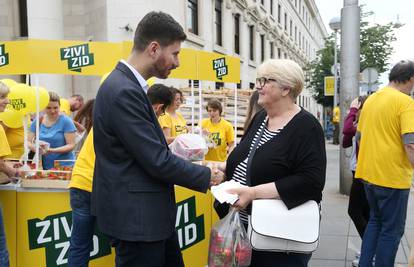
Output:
[153,57,171,79]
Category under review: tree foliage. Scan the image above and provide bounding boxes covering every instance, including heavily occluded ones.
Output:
[307,11,401,106]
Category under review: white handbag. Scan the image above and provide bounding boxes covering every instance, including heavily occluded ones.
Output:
[247,199,320,253]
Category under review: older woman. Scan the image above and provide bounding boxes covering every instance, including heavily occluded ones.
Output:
[226,59,326,266]
[28,91,77,170]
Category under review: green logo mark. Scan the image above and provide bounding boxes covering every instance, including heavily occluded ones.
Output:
[0,44,9,67]
[60,44,94,72]
[175,196,205,250]
[212,57,228,80]
[211,132,222,146]
[10,99,26,110]
[28,211,111,267]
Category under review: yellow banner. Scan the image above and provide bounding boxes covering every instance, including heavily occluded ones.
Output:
[197,50,241,83]
[324,76,335,96]
[0,40,240,82]
[0,40,121,76]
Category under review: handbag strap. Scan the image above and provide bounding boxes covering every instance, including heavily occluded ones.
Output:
[246,119,266,186]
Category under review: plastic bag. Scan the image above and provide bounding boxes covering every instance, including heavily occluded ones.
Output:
[169,133,208,161]
[208,208,252,267]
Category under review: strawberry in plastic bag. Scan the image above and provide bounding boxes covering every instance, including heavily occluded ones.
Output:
[208,208,252,267]
[169,133,208,161]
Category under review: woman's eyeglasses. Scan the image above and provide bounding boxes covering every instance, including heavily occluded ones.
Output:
[255,77,278,88]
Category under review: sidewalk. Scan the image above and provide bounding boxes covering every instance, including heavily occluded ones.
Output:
[309,143,414,267]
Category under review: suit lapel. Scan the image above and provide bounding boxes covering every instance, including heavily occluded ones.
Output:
[115,62,168,147]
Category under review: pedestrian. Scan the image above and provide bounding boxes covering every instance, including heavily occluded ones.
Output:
[201,98,235,162]
[67,83,174,267]
[342,96,369,266]
[356,60,414,267]
[92,11,223,267]
[224,59,326,266]
[332,103,340,144]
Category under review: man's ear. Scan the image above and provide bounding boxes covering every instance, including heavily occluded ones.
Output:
[147,41,160,57]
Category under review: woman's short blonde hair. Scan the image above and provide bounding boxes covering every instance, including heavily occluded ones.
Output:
[257,59,304,99]
[0,81,10,97]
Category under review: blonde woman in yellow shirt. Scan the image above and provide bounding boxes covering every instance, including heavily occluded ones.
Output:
[67,84,173,266]
[158,88,188,144]
[0,81,21,267]
[201,99,235,162]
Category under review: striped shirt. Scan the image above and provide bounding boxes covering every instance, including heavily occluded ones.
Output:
[231,118,281,223]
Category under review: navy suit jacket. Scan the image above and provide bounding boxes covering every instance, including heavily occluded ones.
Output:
[92,62,210,242]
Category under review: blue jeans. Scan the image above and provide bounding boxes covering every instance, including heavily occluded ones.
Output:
[359,183,409,267]
[0,207,9,267]
[68,188,95,267]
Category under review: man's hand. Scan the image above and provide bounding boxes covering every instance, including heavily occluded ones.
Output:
[227,186,256,210]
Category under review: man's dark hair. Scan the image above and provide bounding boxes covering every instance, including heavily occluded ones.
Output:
[206,98,223,116]
[71,94,84,105]
[147,83,173,108]
[388,60,414,83]
[133,11,187,51]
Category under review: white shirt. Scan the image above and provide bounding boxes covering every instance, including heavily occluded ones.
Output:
[120,59,149,93]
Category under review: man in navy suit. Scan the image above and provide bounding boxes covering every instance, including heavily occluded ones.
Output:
[92,11,222,267]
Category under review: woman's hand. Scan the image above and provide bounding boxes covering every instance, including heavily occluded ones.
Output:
[227,186,256,210]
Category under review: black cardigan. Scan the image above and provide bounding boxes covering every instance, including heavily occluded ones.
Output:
[226,108,326,209]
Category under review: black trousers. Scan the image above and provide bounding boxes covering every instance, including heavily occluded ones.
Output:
[333,122,340,144]
[348,173,370,238]
[112,231,184,267]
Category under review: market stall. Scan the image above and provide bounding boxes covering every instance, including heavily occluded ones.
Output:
[0,39,240,267]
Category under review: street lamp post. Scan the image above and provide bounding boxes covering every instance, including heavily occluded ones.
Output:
[329,17,341,107]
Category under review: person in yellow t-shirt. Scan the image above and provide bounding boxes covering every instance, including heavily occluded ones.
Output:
[332,104,340,145]
[201,99,235,162]
[158,87,188,144]
[67,84,173,266]
[3,126,25,160]
[355,60,414,266]
[0,81,21,267]
[60,95,84,116]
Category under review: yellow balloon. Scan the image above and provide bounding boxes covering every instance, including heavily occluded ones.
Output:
[0,79,18,89]
[60,98,70,116]
[7,84,32,115]
[100,72,110,85]
[25,86,50,113]
[147,77,156,87]
[0,108,24,128]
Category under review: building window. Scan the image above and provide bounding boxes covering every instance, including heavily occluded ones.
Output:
[261,0,264,5]
[295,0,297,8]
[234,14,240,54]
[284,13,287,31]
[188,79,200,88]
[289,20,293,37]
[215,0,223,46]
[249,82,255,89]
[295,26,297,42]
[299,31,301,46]
[260,34,265,62]
[270,0,274,15]
[19,0,28,37]
[277,4,281,24]
[249,25,254,61]
[270,42,274,58]
[237,80,242,89]
[187,0,198,35]
[277,48,281,59]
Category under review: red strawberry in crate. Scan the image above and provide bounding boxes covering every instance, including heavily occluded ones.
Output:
[235,241,252,266]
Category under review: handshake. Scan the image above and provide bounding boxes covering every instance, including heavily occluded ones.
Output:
[205,161,226,187]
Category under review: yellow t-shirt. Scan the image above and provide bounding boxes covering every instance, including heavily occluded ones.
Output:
[60,98,71,116]
[333,106,340,123]
[0,124,11,158]
[4,126,24,159]
[69,129,95,192]
[355,86,414,189]
[158,111,188,137]
[201,118,235,162]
